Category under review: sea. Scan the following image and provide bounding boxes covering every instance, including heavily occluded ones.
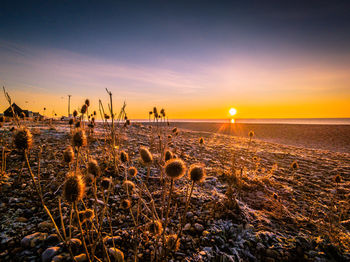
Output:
[130,118,350,125]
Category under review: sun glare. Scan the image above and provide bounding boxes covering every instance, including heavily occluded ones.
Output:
[229,108,237,116]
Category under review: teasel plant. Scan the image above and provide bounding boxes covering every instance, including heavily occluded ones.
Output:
[174,163,206,249]
[161,158,186,257]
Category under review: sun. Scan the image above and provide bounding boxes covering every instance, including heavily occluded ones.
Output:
[229,108,237,116]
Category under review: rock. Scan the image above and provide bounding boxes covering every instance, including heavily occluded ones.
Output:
[16,217,28,222]
[109,247,124,261]
[21,232,47,248]
[184,223,191,231]
[38,221,53,231]
[45,234,60,245]
[52,255,65,262]
[194,223,204,232]
[186,212,194,219]
[42,246,61,262]
[74,253,88,262]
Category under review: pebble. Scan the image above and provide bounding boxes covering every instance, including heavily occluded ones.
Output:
[42,246,61,262]
[21,232,47,248]
[194,223,204,232]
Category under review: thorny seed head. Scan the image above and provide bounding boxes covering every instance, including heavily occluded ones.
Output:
[189,164,206,183]
[88,159,100,176]
[120,150,129,163]
[139,146,152,164]
[63,173,85,203]
[93,111,96,116]
[153,107,158,114]
[199,137,204,144]
[164,150,173,162]
[249,131,255,138]
[148,220,163,235]
[128,166,138,177]
[73,110,78,117]
[172,127,177,133]
[79,209,95,223]
[334,174,342,184]
[291,161,299,170]
[85,99,90,107]
[81,104,87,114]
[160,108,165,117]
[120,199,131,209]
[72,129,87,148]
[101,177,112,189]
[166,234,180,251]
[122,180,135,192]
[63,146,74,163]
[164,159,186,180]
[273,192,278,200]
[14,128,33,151]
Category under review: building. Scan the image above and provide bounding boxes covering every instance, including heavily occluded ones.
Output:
[3,103,38,118]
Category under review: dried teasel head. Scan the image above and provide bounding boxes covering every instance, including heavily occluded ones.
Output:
[81,104,87,114]
[334,174,342,184]
[63,146,75,163]
[172,127,177,133]
[88,159,100,176]
[164,159,186,180]
[128,166,138,177]
[120,199,131,209]
[166,234,180,251]
[199,137,204,144]
[139,146,152,165]
[164,150,173,162]
[273,192,278,200]
[291,161,299,170]
[120,150,129,163]
[72,129,87,148]
[147,220,163,235]
[73,110,78,118]
[63,173,85,203]
[248,131,254,138]
[189,164,206,184]
[85,99,90,107]
[79,209,95,223]
[101,177,112,189]
[14,128,33,151]
[122,180,135,192]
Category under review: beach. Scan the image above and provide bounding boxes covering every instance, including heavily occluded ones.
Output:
[170,122,350,153]
[0,120,349,261]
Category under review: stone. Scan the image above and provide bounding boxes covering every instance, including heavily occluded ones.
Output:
[21,232,47,248]
[74,253,88,262]
[194,223,204,232]
[184,223,191,231]
[42,246,61,262]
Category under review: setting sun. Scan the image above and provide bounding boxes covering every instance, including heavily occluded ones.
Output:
[229,108,237,116]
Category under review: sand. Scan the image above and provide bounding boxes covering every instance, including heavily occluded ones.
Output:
[169,122,350,153]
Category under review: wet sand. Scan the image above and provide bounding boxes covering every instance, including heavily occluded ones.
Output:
[170,122,350,153]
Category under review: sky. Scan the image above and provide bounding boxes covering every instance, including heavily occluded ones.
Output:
[0,0,350,119]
